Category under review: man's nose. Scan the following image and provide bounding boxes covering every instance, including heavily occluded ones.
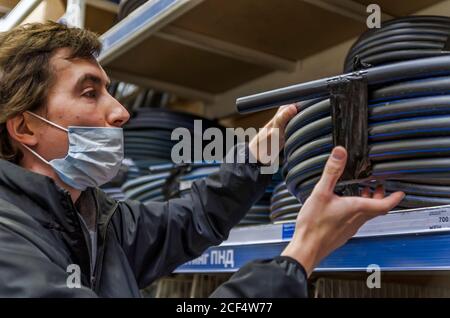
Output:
[107,96,130,128]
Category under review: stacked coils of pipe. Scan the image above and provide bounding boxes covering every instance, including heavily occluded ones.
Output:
[270,182,302,223]
[284,16,450,209]
[344,16,450,72]
[102,108,225,202]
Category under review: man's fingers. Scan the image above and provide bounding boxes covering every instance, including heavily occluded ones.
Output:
[353,191,405,216]
[373,185,385,199]
[361,187,370,198]
[315,147,348,194]
[273,104,297,130]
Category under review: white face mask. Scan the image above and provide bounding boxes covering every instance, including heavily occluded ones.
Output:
[22,111,124,190]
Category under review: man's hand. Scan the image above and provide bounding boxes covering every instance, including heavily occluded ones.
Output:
[282,146,405,276]
[248,104,297,164]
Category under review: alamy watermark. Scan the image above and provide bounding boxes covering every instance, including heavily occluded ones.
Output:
[366,264,381,289]
[66,264,81,289]
[367,4,381,29]
[171,120,280,174]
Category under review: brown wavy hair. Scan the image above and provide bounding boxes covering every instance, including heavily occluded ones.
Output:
[0,21,101,163]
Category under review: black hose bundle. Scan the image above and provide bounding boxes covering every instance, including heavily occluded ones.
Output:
[124,108,224,162]
[345,16,450,72]
[237,16,450,209]
[283,76,450,208]
[270,182,302,223]
[117,0,148,21]
[121,163,173,202]
[103,108,226,202]
[121,162,220,203]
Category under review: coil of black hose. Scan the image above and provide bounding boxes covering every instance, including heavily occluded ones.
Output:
[124,108,225,161]
[103,107,226,201]
[281,16,450,209]
[284,73,450,208]
[270,182,302,223]
[235,16,450,209]
[345,16,450,72]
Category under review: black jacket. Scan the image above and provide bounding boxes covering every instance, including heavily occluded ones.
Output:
[0,153,307,297]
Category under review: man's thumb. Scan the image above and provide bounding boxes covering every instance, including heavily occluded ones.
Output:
[316,146,348,194]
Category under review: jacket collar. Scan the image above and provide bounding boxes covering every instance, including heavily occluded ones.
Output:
[0,159,82,231]
[0,159,98,283]
[0,159,118,231]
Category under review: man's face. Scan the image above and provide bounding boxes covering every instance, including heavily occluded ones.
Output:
[31,47,130,161]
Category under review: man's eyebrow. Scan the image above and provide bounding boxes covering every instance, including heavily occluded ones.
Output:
[75,74,111,89]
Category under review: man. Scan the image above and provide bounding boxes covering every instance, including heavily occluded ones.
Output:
[0,22,404,297]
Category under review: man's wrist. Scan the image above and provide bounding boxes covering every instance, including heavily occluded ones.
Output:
[246,140,270,167]
[281,230,320,277]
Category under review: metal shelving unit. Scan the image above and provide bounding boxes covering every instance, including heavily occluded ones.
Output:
[97,0,450,118]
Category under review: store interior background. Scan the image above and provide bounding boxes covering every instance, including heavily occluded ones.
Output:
[2,0,450,297]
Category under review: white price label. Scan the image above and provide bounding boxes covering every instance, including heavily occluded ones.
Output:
[427,209,450,230]
[357,206,450,237]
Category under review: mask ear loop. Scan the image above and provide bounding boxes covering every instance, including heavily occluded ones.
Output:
[21,111,69,164]
[25,111,68,132]
[21,143,52,165]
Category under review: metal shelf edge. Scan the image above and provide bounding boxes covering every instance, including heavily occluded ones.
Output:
[176,204,450,273]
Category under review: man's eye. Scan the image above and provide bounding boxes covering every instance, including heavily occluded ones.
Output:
[83,90,97,98]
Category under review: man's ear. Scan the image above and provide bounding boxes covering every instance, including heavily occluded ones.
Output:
[6,112,39,147]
